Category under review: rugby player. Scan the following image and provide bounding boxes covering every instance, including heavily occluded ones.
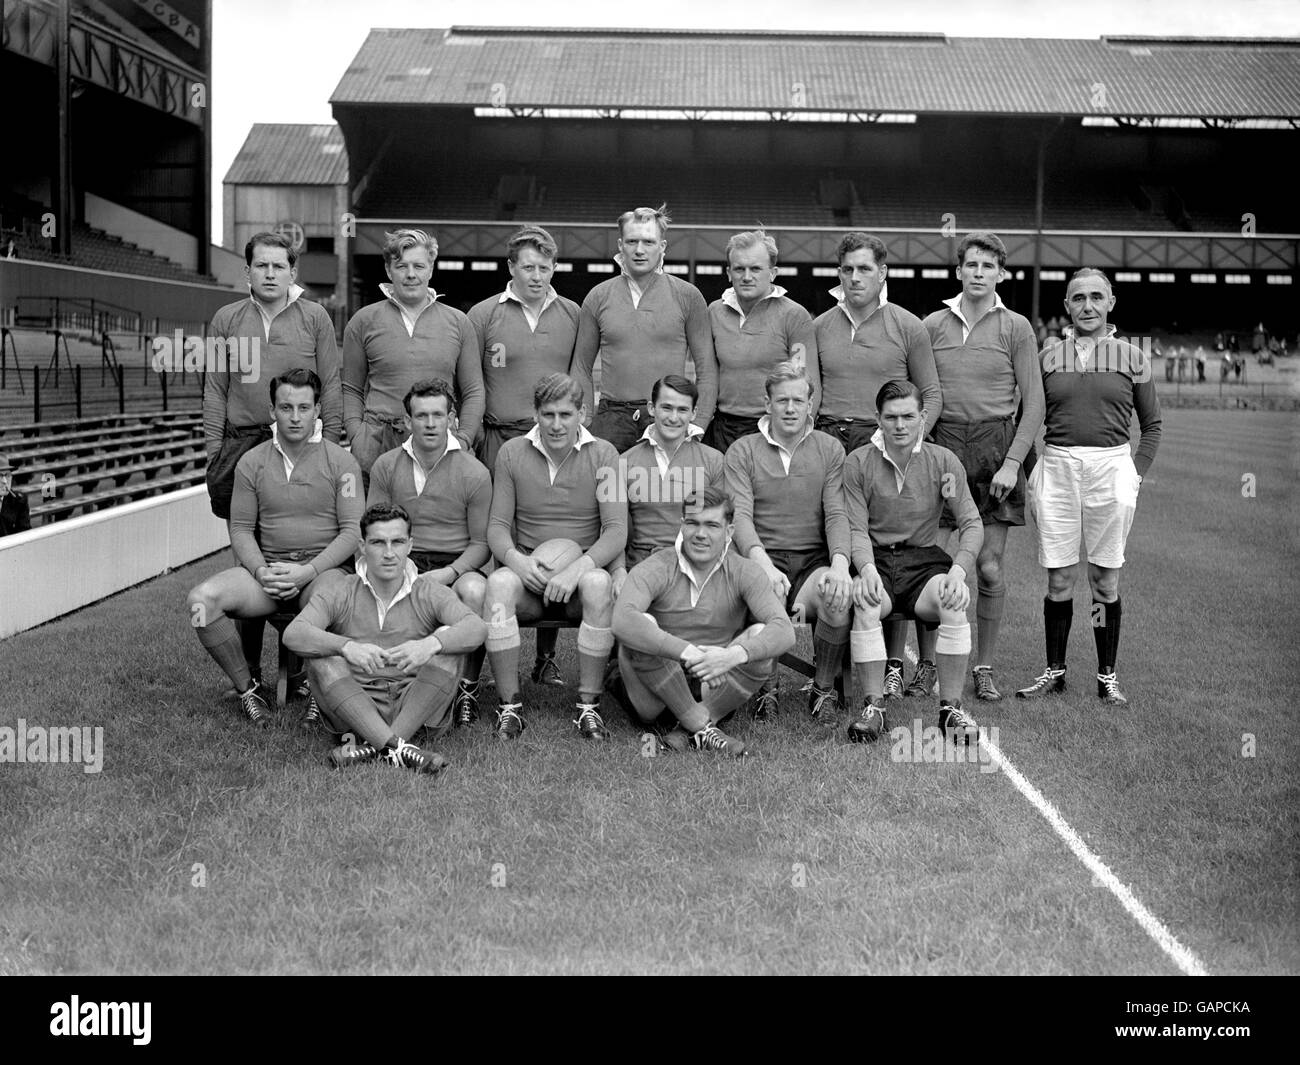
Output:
[843,380,983,743]
[480,373,627,741]
[570,205,716,452]
[366,379,493,726]
[283,502,487,774]
[612,487,796,756]
[187,369,361,727]
[812,232,940,453]
[1016,268,1161,706]
[342,229,483,478]
[903,232,1043,704]
[705,229,819,454]
[724,361,853,723]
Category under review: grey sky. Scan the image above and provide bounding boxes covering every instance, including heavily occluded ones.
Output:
[210,0,1298,238]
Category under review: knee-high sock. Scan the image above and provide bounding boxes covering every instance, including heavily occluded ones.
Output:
[625,652,709,733]
[318,673,396,750]
[915,620,938,666]
[461,645,486,691]
[237,617,266,674]
[975,584,1005,667]
[1093,597,1122,674]
[703,667,769,721]
[485,615,521,701]
[535,625,559,660]
[392,659,461,742]
[576,622,614,697]
[1045,596,1073,670]
[850,626,887,701]
[883,616,909,662]
[812,617,849,690]
[196,613,253,692]
[935,621,971,704]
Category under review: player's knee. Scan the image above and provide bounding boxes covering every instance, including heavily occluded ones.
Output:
[578,567,612,604]
[853,603,882,628]
[455,573,486,611]
[976,554,1003,586]
[937,603,967,628]
[1047,565,1076,598]
[308,655,350,686]
[1089,566,1119,601]
[186,582,219,617]
[484,566,521,604]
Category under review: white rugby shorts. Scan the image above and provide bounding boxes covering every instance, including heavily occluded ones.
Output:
[1028,443,1139,569]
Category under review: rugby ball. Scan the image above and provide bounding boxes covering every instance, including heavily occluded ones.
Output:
[532,538,583,573]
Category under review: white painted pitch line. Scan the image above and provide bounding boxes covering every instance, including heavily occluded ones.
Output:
[982,735,1210,976]
[903,644,1208,975]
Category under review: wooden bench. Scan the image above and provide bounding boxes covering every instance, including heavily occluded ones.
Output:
[2,421,202,461]
[0,410,199,441]
[10,431,202,483]
[30,466,206,522]
[22,448,206,512]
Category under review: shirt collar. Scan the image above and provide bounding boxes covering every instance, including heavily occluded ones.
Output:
[757,414,813,451]
[639,422,704,447]
[248,283,304,313]
[355,556,418,604]
[869,426,924,459]
[500,283,558,313]
[830,284,889,327]
[270,418,323,455]
[942,292,1006,327]
[674,530,730,590]
[1061,323,1118,342]
[524,422,598,455]
[401,431,462,464]
[614,252,665,280]
[720,285,788,315]
[379,282,439,313]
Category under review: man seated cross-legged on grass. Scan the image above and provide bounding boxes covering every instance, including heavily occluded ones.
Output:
[481,372,627,742]
[283,503,487,773]
[612,487,795,756]
[1016,268,1161,707]
[843,379,984,744]
[365,378,493,727]
[724,361,853,725]
[186,368,362,728]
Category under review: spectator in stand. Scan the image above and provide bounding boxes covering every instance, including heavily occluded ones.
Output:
[1194,346,1207,383]
[0,454,31,536]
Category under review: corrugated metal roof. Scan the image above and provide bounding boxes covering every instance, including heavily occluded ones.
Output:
[223,124,348,186]
[329,27,1300,119]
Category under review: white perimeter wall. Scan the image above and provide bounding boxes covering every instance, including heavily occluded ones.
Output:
[0,487,229,639]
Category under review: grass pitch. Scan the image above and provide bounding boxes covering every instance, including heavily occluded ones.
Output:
[0,408,1296,974]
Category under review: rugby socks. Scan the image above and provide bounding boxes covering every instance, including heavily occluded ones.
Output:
[577,622,615,697]
[624,650,709,733]
[914,621,938,669]
[318,671,396,751]
[1092,597,1122,674]
[975,583,1006,667]
[701,669,761,721]
[934,621,972,705]
[485,614,521,702]
[195,613,253,692]
[237,617,266,678]
[883,617,909,666]
[850,625,887,701]
[391,659,460,740]
[1045,596,1073,670]
[535,625,559,662]
[812,617,850,690]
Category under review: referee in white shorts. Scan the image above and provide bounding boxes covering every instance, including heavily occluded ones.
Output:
[1016,268,1161,706]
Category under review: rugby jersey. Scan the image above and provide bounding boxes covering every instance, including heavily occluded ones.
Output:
[724,419,851,559]
[618,430,726,557]
[342,291,484,443]
[709,289,820,417]
[923,295,1044,465]
[203,287,342,455]
[229,438,362,574]
[614,546,796,662]
[467,288,581,424]
[570,272,717,426]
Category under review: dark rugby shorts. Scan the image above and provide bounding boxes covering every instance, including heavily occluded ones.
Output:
[872,543,953,619]
[932,415,1026,527]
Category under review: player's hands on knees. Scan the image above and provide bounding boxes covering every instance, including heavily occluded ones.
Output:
[688,644,746,684]
[938,570,970,612]
[258,563,301,599]
[853,567,883,609]
[762,564,790,604]
[819,566,853,614]
[383,637,438,673]
[342,640,388,672]
[542,560,583,605]
[990,461,1018,501]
